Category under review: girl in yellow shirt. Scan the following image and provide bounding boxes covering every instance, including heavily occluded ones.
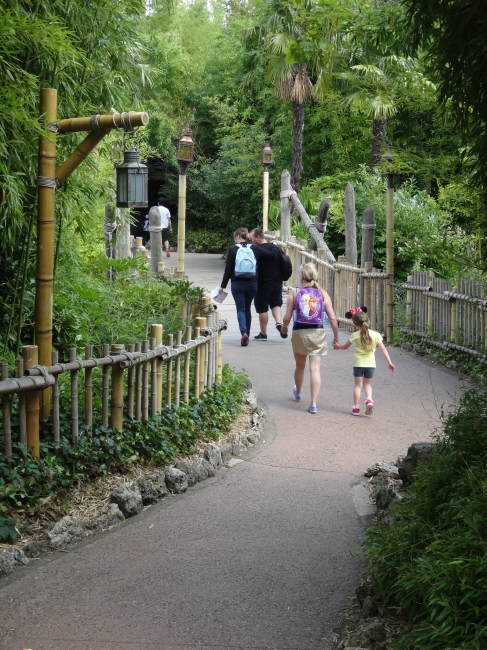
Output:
[333,309,395,416]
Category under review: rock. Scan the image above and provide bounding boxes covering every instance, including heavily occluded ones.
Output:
[251,412,261,427]
[150,470,170,498]
[220,443,233,464]
[356,581,377,606]
[375,484,403,510]
[244,390,258,412]
[364,461,399,478]
[192,457,215,481]
[110,483,143,517]
[133,477,158,504]
[397,442,436,485]
[446,360,457,370]
[413,343,425,355]
[204,442,222,470]
[175,461,199,487]
[48,516,86,549]
[22,540,48,558]
[0,546,29,577]
[164,466,188,493]
[246,428,260,444]
[231,432,248,456]
[360,595,377,619]
[91,504,125,531]
[347,618,386,648]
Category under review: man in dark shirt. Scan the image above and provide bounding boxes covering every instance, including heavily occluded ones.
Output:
[250,228,283,340]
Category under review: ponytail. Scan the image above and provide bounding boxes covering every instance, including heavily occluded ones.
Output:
[352,312,372,351]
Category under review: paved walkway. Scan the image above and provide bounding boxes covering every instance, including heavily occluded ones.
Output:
[0,254,467,650]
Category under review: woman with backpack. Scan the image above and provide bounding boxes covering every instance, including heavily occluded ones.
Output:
[280,262,339,413]
[219,228,274,346]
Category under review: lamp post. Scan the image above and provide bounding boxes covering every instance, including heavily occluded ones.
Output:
[381,156,396,344]
[176,128,195,274]
[261,139,273,232]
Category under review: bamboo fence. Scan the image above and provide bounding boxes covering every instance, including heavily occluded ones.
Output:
[0,308,226,463]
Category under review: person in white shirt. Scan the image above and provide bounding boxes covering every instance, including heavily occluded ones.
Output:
[148,197,172,257]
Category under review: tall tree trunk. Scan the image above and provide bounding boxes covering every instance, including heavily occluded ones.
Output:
[291,100,305,193]
[370,117,388,168]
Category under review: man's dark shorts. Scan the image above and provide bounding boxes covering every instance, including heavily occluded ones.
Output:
[161,228,170,242]
[254,283,283,313]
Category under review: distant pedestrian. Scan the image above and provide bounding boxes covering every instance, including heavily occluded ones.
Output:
[148,197,172,257]
[219,228,274,347]
[249,228,283,340]
[280,262,339,414]
[333,308,395,416]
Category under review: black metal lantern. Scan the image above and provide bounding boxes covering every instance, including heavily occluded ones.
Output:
[261,139,273,168]
[116,149,148,208]
[177,129,195,174]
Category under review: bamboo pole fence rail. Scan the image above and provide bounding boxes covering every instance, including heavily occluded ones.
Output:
[0,314,226,463]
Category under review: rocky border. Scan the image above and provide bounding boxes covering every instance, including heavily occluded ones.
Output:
[0,389,265,580]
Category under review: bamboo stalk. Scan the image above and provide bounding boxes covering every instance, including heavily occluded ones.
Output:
[195,316,207,396]
[127,343,135,419]
[177,172,187,273]
[102,343,110,427]
[151,324,163,413]
[69,348,79,445]
[385,176,394,343]
[84,344,93,428]
[217,316,223,384]
[17,358,27,446]
[142,340,149,422]
[1,363,12,461]
[111,344,125,430]
[174,331,182,407]
[23,345,40,457]
[166,333,174,408]
[52,350,60,446]
[150,337,157,417]
[184,326,191,403]
[135,342,142,420]
[55,111,149,135]
[194,326,201,398]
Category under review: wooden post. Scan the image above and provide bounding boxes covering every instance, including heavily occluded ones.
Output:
[194,326,201,397]
[361,206,375,268]
[280,169,292,241]
[84,344,93,428]
[363,262,372,313]
[111,343,125,430]
[184,325,191,403]
[310,198,331,251]
[150,337,157,417]
[135,342,142,420]
[116,209,131,259]
[451,298,457,343]
[178,171,187,273]
[174,331,182,407]
[385,174,395,343]
[195,316,207,396]
[23,345,40,457]
[166,333,173,407]
[406,274,412,328]
[344,183,357,266]
[151,324,163,412]
[217,314,223,384]
[263,166,270,232]
[150,205,164,274]
[102,343,110,427]
[35,88,57,420]
[142,340,149,421]
[52,350,60,446]
[1,363,11,461]
[127,343,135,419]
[17,358,27,446]
[69,348,78,444]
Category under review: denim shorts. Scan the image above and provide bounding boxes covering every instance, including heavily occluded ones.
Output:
[353,367,375,379]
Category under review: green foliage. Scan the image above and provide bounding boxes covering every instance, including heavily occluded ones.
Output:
[185,230,228,253]
[0,516,18,543]
[365,385,487,649]
[0,366,248,516]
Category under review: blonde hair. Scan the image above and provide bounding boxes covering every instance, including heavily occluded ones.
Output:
[234,227,250,242]
[352,311,372,351]
[300,263,322,291]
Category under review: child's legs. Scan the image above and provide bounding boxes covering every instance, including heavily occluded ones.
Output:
[353,377,363,405]
[293,352,307,395]
[364,377,373,400]
[309,355,322,406]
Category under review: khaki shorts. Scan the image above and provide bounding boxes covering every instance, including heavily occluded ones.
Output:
[291,328,328,356]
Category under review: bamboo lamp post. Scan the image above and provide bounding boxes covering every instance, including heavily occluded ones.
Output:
[261,139,273,232]
[176,128,195,274]
[35,88,149,418]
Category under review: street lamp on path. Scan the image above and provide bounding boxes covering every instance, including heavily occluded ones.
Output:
[176,129,195,274]
[261,139,273,232]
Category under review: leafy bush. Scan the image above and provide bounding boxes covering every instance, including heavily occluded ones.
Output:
[365,386,487,650]
[185,229,229,253]
[0,365,247,516]
[0,516,17,542]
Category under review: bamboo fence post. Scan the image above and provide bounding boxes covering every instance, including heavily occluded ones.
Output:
[344,184,357,265]
[135,342,142,420]
[427,293,433,333]
[385,174,395,343]
[111,344,125,430]
[363,262,372,313]
[84,344,93,428]
[406,275,412,328]
[166,333,174,407]
[142,340,149,421]
[211,312,217,387]
[184,325,191,403]
[174,331,182,407]
[194,326,201,397]
[23,345,40,457]
[102,343,110,427]
[17,358,27,446]
[150,208,164,275]
[127,343,135,419]
[280,169,292,241]
[151,324,163,413]
[451,298,457,343]
[217,315,223,384]
[1,363,12,461]
[150,337,157,417]
[195,316,207,396]
[69,348,79,444]
[201,297,212,387]
[52,350,60,446]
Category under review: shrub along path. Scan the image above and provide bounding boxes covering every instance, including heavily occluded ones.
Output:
[0,253,468,650]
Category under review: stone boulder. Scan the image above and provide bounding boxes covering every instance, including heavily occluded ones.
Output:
[244,390,258,412]
[397,442,436,485]
[164,466,188,493]
[175,461,199,487]
[110,483,143,517]
[375,484,403,510]
[133,477,158,504]
[0,546,29,577]
[365,461,400,478]
[48,516,86,549]
[91,504,125,531]
[220,443,233,464]
[231,432,248,456]
[204,442,222,470]
[22,540,49,558]
[150,470,170,498]
[192,457,215,481]
[347,618,386,648]
[246,428,260,444]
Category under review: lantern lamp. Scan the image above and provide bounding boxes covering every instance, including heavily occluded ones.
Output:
[261,139,273,169]
[177,128,195,174]
[116,149,148,208]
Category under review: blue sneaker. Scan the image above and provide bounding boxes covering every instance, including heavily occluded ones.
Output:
[308,405,318,414]
[293,387,302,401]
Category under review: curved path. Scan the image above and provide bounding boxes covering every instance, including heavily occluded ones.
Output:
[0,254,467,650]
